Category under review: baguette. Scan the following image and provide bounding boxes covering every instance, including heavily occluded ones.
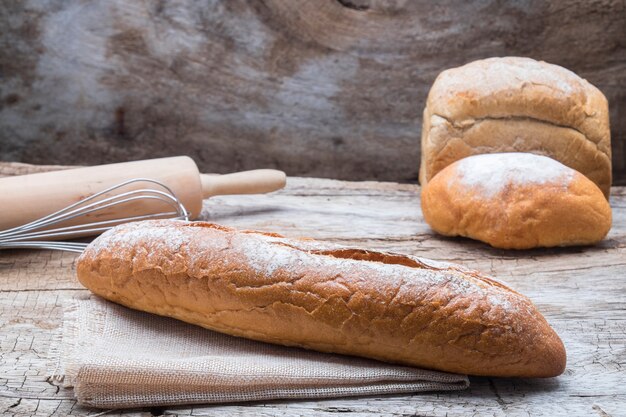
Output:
[76,220,566,377]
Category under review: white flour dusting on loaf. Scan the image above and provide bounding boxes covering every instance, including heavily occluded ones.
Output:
[85,220,189,256]
[455,153,574,197]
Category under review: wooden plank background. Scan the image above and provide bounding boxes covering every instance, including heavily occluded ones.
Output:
[1,0,625,184]
[0,162,625,416]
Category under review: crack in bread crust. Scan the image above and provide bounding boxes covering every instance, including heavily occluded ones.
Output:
[432,113,600,148]
[421,114,611,197]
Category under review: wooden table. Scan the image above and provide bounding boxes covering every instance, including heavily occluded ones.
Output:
[1,162,625,416]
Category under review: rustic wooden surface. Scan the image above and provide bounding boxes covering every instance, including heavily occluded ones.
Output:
[1,0,625,184]
[1,162,625,416]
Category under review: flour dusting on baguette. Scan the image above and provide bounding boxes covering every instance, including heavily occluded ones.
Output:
[238,233,518,314]
[87,223,188,255]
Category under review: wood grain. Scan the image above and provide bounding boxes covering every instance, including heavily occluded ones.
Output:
[0,0,625,184]
[1,162,625,416]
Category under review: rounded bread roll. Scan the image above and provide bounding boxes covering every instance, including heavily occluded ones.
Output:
[419,57,611,198]
[421,153,612,249]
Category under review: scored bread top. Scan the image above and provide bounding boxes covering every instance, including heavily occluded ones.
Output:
[77,220,566,377]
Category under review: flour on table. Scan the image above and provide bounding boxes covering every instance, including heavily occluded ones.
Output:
[454,153,574,197]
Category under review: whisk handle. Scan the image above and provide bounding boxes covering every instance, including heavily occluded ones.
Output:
[200,169,286,198]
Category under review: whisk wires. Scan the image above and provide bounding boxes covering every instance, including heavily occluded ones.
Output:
[0,178,190,253]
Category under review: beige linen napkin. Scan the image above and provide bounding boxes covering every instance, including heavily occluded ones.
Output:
[49,297,469,409]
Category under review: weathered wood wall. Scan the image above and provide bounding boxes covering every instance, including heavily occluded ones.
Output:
[1,0,625,183]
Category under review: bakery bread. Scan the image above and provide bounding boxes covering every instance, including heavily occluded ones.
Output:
[419,56,611,198]
[76,219,566,377]
[421,153,612,249]
[77,220,566,377]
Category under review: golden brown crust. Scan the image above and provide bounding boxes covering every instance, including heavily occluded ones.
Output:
[419,57,611,197]
[421,153,612,249]
[76,219,566,377]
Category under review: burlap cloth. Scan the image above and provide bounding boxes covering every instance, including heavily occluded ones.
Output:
[49,297,469,409]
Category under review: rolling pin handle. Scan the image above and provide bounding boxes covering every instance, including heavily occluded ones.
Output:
[200,169,286,198]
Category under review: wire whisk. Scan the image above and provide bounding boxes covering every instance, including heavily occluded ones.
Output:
[0,178,189,253]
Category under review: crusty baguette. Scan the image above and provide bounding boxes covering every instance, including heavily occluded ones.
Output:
[419,56,611,197]
[421,153,612,249]
[76,220,566,377]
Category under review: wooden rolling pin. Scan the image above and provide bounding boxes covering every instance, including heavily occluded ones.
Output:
[0,156,286,232]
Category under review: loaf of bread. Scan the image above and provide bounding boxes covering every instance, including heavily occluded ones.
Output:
[419,56,611,198]
[76,219,565,377]
[421,153,612,249]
